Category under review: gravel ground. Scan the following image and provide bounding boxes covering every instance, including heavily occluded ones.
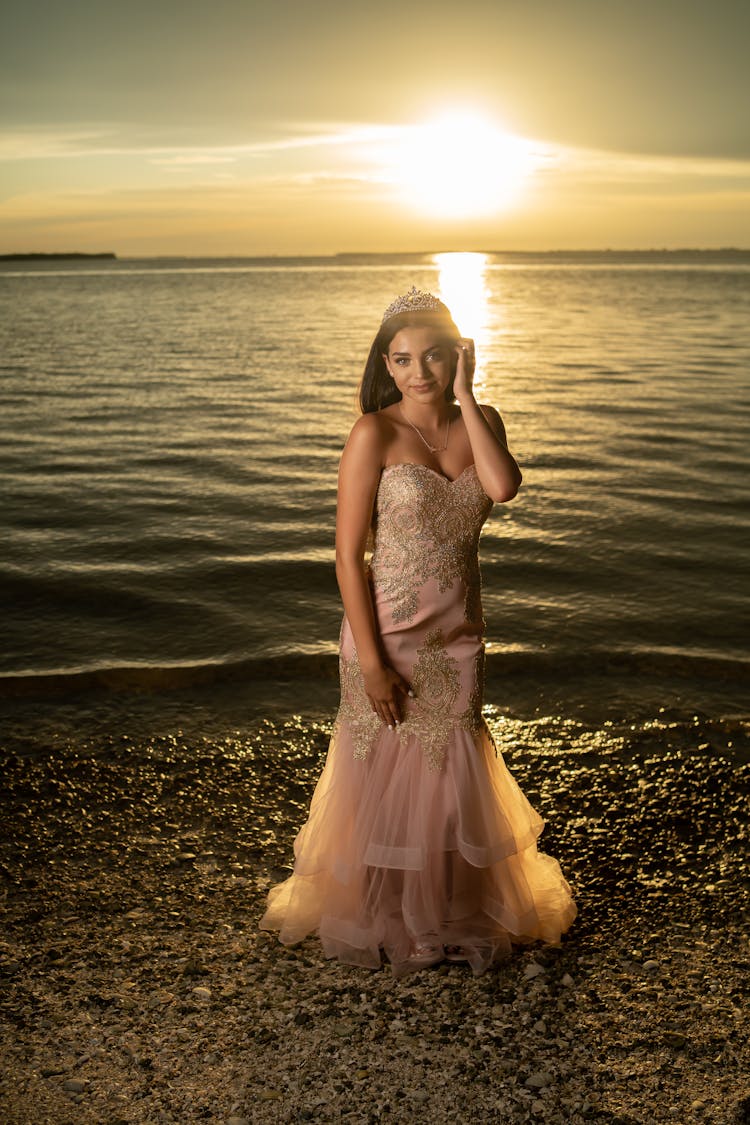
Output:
[1,700,749,1124]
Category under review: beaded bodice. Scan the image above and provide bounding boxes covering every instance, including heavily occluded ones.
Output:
[369,462,493,625]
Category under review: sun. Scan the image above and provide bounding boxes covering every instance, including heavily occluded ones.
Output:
[392,111,544,219]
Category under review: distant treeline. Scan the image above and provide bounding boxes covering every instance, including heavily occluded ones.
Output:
[0,252,117,261]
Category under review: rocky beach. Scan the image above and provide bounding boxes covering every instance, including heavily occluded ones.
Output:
[1,686,748,1124]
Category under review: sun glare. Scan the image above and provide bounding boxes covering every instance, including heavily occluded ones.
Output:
[436,252,489,339]
[394,112,544,219]
[435,252,491,397]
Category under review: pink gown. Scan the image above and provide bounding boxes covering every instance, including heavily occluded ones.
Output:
[260,462,577,975]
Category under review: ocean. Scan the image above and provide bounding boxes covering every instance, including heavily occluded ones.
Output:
[1,251,749,730]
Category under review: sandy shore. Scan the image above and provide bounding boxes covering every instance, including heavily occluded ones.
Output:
[1,697,749,1124]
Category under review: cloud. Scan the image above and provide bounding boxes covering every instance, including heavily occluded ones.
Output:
[149,154,239,166]
[0,122,403,162]
[0,129,113,161]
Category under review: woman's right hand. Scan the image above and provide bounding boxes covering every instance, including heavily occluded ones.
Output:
[362,662,412,729]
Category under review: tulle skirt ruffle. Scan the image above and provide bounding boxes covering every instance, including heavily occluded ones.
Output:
[260,722,577,976]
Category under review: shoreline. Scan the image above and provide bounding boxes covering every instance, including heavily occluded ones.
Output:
[1,703,748,1123]
[0,663,748,754]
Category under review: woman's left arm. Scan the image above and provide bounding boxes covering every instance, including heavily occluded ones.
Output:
[454,339,522,503]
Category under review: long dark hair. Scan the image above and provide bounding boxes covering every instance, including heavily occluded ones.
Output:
[359,306,461,414]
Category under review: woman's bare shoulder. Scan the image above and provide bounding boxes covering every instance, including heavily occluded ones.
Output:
[340,413,390,477]
[345,409,397,449]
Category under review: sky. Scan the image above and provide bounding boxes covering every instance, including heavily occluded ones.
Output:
[1,0,749,255]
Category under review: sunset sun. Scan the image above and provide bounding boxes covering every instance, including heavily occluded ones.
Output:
[392,112,546,219]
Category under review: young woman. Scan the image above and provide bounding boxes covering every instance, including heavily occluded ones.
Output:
[260,286,577,975]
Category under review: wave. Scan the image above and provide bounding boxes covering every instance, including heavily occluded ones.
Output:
[1,648,748,699]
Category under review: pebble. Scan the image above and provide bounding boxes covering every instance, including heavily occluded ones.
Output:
[560,973,575,987]
[524,962,546,979]
[148,990,175,1009]
[64,1078,88,1093]
[192,986,212,1001]
[525,1071,553,1089]
[642,959,660,972]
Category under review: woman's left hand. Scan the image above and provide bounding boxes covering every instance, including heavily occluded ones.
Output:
[454,337,476,403]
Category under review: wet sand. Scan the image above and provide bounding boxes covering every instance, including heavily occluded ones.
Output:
[1,693,749,1124]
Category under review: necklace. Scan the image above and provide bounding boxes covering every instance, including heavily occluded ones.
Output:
[399,404,451,453]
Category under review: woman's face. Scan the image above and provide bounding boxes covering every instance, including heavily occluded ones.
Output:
[384,325,454,405]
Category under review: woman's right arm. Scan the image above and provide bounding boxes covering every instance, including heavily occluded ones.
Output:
[335,415,409,728]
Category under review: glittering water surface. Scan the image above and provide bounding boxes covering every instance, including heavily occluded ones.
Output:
[1,253,748,717]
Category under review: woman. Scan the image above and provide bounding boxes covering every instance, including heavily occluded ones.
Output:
[260,286,577,975]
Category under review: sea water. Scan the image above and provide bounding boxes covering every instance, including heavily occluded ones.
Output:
[1,252,748,721]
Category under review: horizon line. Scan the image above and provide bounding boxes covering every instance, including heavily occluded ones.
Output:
[3,246,749,262]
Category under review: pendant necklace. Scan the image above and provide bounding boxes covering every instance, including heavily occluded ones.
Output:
[399,404,451,453]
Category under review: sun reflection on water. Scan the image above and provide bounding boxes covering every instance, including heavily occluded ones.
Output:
[435,252,492,397]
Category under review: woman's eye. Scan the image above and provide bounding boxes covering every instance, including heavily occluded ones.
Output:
[395,357,409,365]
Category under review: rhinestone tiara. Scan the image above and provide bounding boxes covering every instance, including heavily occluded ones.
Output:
[381,285,446,324]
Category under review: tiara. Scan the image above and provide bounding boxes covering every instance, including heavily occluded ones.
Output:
[381,285,446,323]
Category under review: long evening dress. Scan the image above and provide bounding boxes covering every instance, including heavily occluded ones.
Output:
[260,462,577,975]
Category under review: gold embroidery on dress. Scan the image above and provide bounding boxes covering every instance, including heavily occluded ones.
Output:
[336,631,484,772]
[458,647,485,737]
[369,465,492,626]
[463,561,483,627]
[336,465,493,769]
[335,651,383,761]
[399,628,461,770]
